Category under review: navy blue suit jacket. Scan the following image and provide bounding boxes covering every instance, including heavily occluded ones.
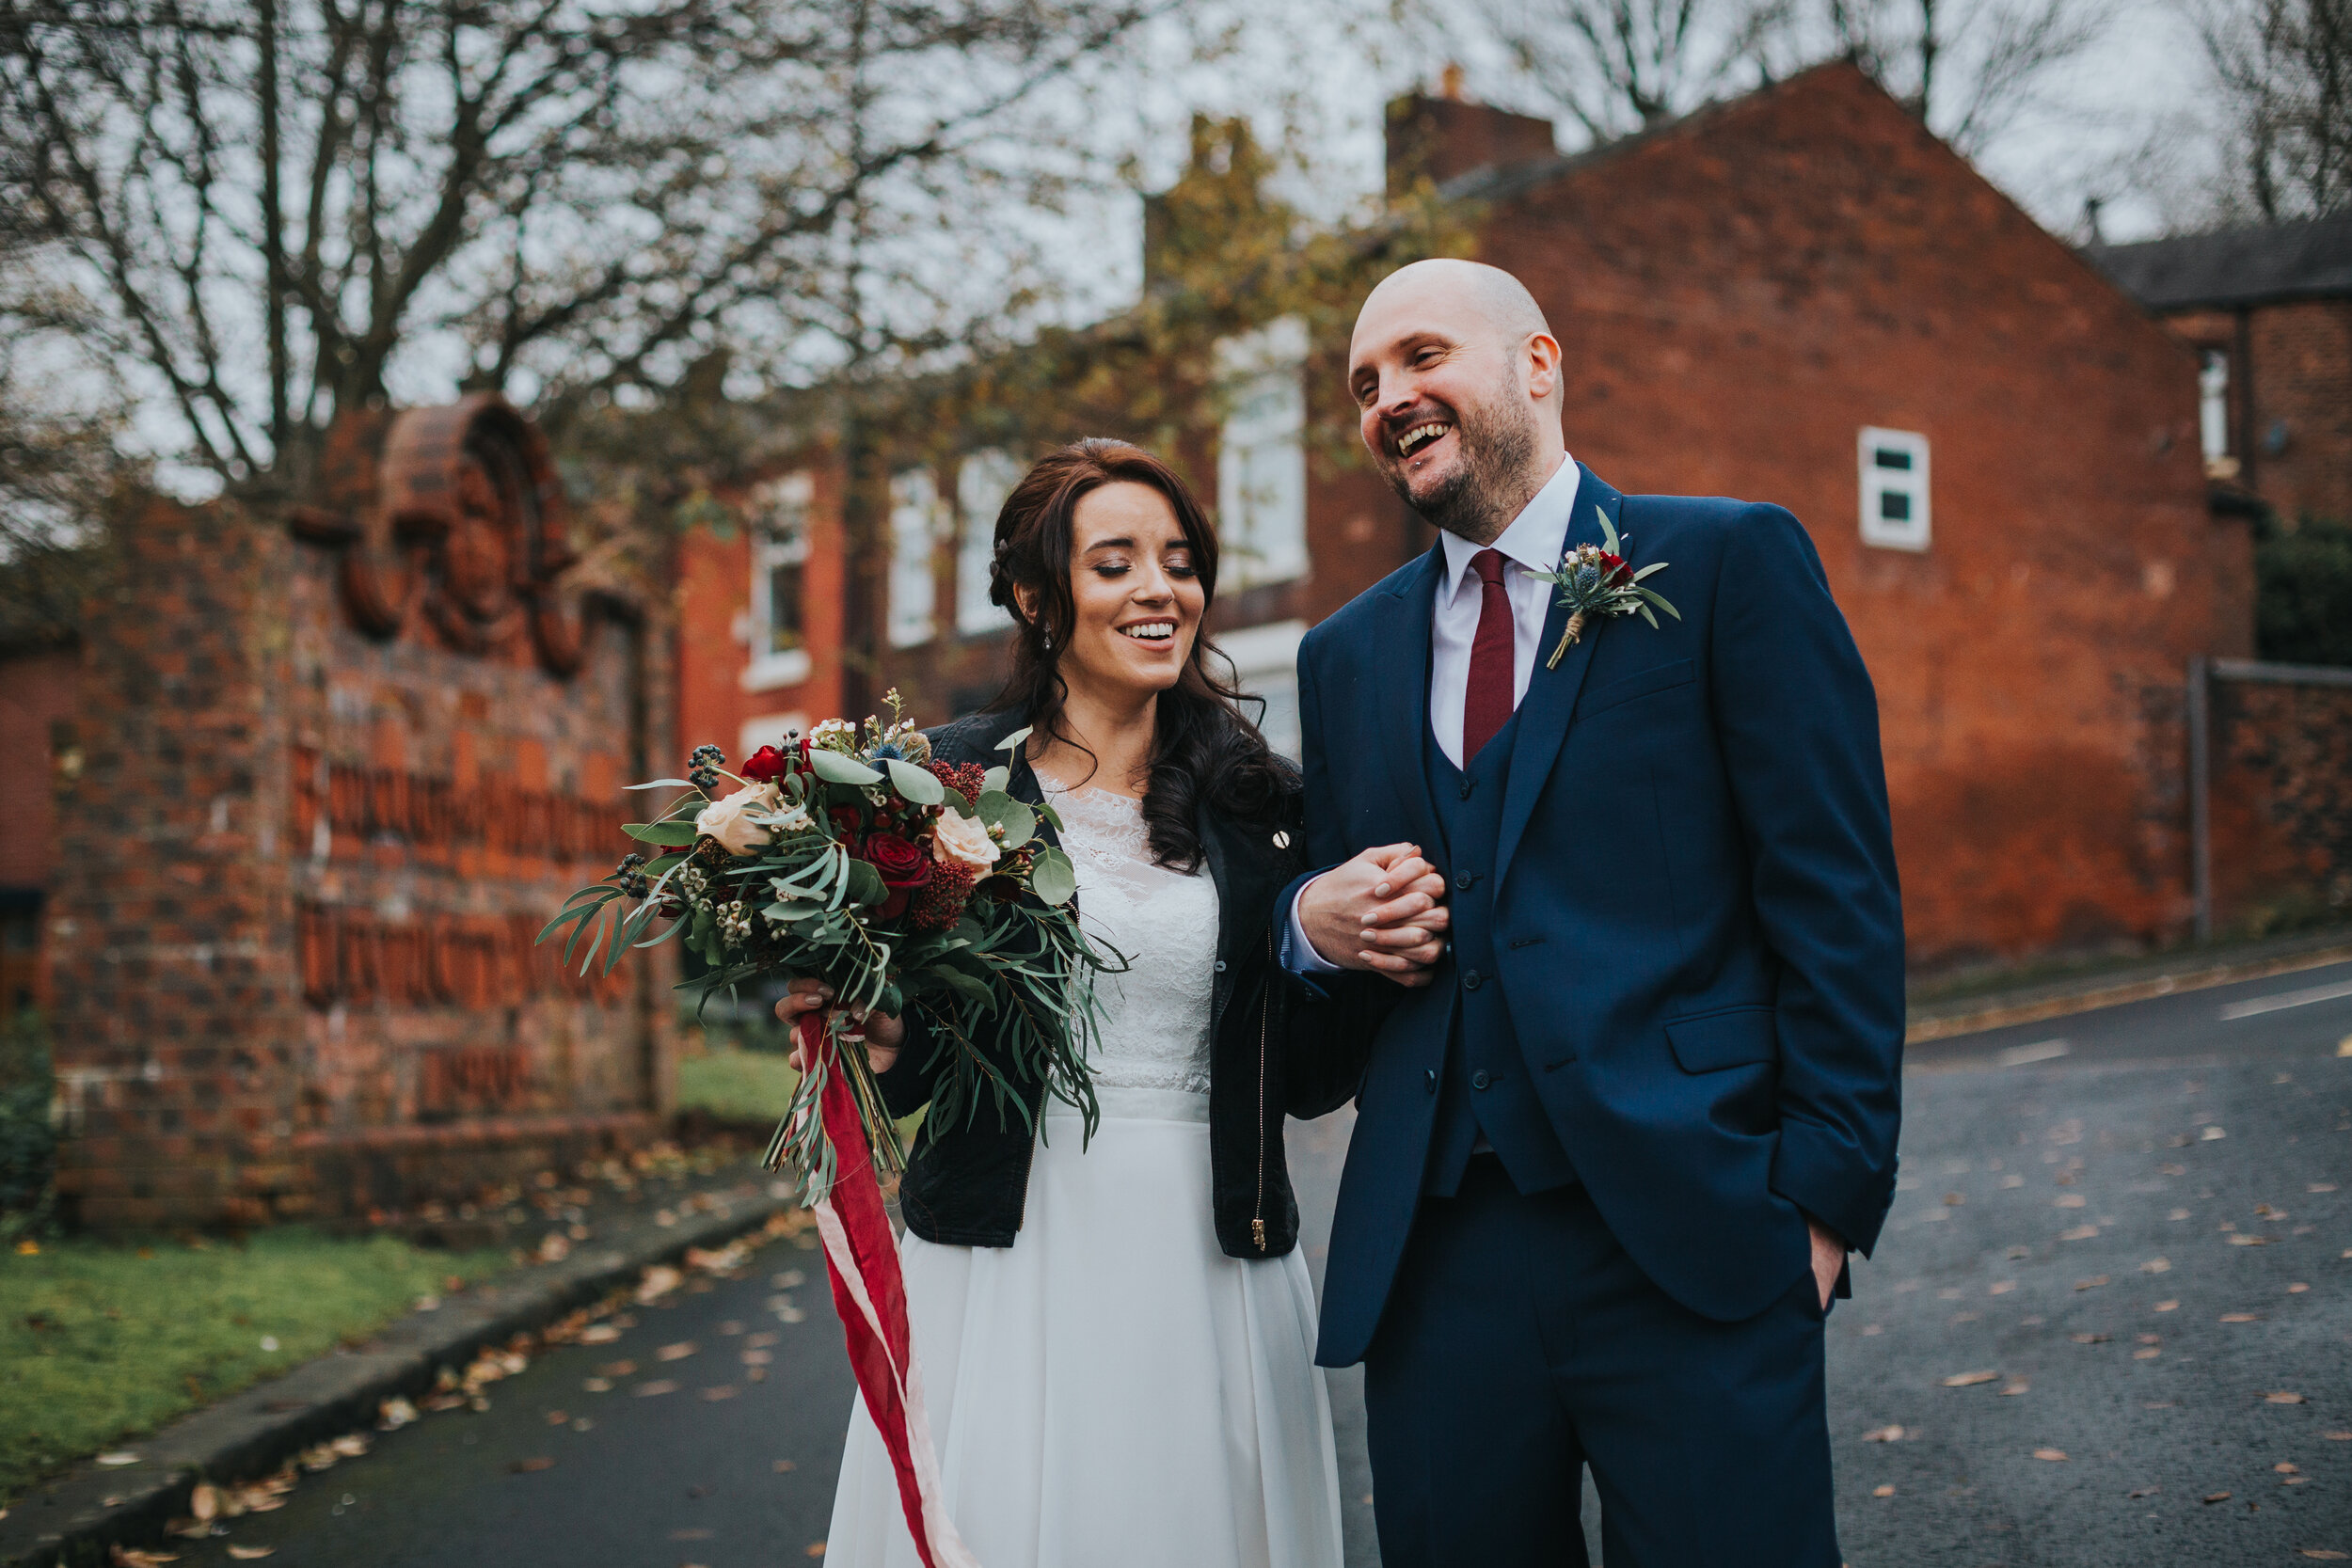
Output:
[1286,465,1906,1369]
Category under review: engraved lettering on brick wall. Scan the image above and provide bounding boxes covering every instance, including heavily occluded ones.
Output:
[297,905,628,1010]
[291,749,623,863]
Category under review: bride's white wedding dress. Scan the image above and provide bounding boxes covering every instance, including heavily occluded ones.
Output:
[822,776,1345,1567]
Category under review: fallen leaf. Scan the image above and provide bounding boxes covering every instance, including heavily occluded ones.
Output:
[580,1378,611,1393]
[2289,1282,2311,1293]
[773,1459,798,1472]
[1864,1425,1905,1442]
[2169,1208,2191,1220]
[110,1550,177,1567]
[2059,1225,2100,1242]
[1990,1280,2016,1294]
[2297,1552,2348,1560]
[2325,1432,2352,1441]
[2075,1276,2110,1291]
[2279,1463,2301,1474]
[2072,1333,2110,1344]
[2204,1493,2233,1504]
[741,1349,772,1366]
[227,1548,274,1560]
[2034,1449,2069,1462]
[2001,1382,2030,1396]
[511,1457,555,1473]
[1943,1370,2001,1386]
[807,1546,827,1559]
[579,1323,622,1345]
[656,1341,698,1362]
[2128,1487,2160,1498]
[2201,1126,2226,1140]
[1872,1484,1895,1497]
[2265,1392,2310,1404]
[596,1360,637,1378]
[2229,1234,2272,1246]
[671,1528,716,1541]
[633,1380,679,1397]
[2055,1195,2087,1209]
[2154,1300,2180,1311]
[2141,1258,2170,1274]
[2222,1313,2265,1323]
[1945,1192,1965,1206]
[747,1332,781,1349]
[96,1452,142,1467]
[699,1386,738,1402]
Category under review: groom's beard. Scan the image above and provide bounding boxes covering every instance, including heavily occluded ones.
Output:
[1383,382,1540,545]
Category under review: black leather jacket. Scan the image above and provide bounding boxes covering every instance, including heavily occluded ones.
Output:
[873,707,1364,1259]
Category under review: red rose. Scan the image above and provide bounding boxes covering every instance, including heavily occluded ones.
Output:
[740,745,787,783]
[858,831,932,918]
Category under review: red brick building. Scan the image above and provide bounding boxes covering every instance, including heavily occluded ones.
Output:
[679,62,2251,972]
[2088,214,2352,523]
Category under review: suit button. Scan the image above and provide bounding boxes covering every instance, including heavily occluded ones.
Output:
[1462,968,1483,990]
[1454,870,1475,890]
[1471,1069,1492,1090]
[1424,1068,1438,1094]
[1214,959,1228,974]
[1458,780,1474,800]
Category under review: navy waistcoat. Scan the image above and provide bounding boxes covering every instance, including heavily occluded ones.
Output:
[1422,714,1579,1198]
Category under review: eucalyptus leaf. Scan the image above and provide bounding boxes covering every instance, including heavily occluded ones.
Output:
[843,856,888,908]
[995,725,1033,754]
[808,748,884,786]
[886,758,945,805]
[976,790,1034,850]
[1029,845,1077,906]
[981,764,1010,796]
[623,820,699,847]
[626,779,699,790]
[1598,506,1621,556]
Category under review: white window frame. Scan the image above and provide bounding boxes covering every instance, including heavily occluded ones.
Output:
[955,450,1024,637]
[743,472,813,690]
[2199,350,2232,464]
[1214,618,1308,761]
[887,467,949,649]
[1857,427,1931,552]
[1215,317,1311,590]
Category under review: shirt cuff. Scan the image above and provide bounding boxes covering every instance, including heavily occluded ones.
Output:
[1283,874,1344,975]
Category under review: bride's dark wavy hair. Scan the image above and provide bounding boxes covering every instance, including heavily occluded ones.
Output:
[984,436,1286,872]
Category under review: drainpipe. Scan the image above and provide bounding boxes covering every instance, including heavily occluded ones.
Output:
[2187,656,2213,942]
[2233,308,2256,493]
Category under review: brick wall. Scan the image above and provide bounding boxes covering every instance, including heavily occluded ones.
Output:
[47,404,674,1229]
[2210,677,2352,930]
[1379,64,2251,968]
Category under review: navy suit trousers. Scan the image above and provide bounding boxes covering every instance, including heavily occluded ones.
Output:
[1362,1158,1840,1568]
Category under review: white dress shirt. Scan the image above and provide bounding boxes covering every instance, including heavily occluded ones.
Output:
[1289,453,1581,973]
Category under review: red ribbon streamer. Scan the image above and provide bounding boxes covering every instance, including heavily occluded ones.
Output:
[798,1010,977,1568]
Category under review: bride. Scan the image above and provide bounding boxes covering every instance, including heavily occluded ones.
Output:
[781,437,1449,1567]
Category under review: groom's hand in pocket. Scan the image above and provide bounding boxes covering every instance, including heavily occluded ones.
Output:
[1807,1217,1846,1311]
[1298,843,1452,987]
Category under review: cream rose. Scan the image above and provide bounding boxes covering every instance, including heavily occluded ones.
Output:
[931,805,1001,872]
[694,782,780,856]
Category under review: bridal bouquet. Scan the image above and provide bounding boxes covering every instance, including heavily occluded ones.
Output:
[544,693,1105,1199]
[542,693,1109,1568]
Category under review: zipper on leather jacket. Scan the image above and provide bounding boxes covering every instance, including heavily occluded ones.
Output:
[1251,927,1272,1252]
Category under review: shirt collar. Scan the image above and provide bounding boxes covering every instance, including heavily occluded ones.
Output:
[1438,452,1581,598]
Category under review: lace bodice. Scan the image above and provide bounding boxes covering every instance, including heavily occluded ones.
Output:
[1040,775,1218,1096]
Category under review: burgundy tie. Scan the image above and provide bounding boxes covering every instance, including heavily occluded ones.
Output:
[1461,547,1515,766]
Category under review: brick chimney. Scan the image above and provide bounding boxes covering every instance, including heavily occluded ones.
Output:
[1386,88,1559,200]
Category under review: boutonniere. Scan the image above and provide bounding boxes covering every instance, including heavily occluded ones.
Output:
[1526,505,1680,669]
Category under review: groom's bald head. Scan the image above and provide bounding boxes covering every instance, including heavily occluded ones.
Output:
[1347,260,1565,545]
[1357,260,1555,377]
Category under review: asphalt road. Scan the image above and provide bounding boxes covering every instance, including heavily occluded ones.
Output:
[172,958,2352,1566]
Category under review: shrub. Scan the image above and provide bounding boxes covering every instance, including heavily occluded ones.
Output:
[2255,513,2352,667]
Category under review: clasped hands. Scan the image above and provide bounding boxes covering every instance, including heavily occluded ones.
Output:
[1296,843,1454,989]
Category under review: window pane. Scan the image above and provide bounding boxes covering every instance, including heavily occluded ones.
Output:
[767,562,803,654]
[888,469,944,649]
[956,451,1024,636]
[1879,491,1912,521]
[1215,319,1311,590]
[1872,448,1912,470]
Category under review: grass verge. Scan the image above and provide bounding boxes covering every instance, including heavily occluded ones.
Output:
[675,1045,798,1125]
[1,1228,503,1503]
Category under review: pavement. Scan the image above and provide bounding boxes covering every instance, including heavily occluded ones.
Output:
[24,954,2352,1566]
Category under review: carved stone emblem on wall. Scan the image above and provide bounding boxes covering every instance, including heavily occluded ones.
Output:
[289,392,600,676]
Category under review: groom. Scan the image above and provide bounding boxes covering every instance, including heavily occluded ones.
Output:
[1279,259,1905,1566]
